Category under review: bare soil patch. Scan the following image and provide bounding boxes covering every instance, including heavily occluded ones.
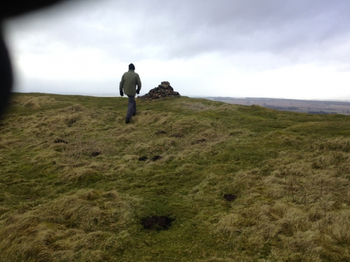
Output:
[223,194,237,202]
[138,156,148,161]
[141,216,175,230]
[55,139,68,144]
[150,155,162,161]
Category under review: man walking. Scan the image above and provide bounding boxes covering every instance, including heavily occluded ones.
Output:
[119,63,142,124]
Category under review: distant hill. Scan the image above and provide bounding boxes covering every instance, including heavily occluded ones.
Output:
[205,96,350,115]
[1,93,350,261]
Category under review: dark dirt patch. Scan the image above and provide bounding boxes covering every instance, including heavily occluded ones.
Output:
[66,118,77,127]
[195,139,207,144]
[223,194,237,202]
[171,134,183,138]
[54,139,68,144]
[68,105,83,111]
[150,155,163,161]
[141,216,175,230]
[155,130,167,135]
[91,152,101,157]
[138,156,148,161]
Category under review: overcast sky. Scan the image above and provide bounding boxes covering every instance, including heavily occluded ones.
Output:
[4,0,350,100]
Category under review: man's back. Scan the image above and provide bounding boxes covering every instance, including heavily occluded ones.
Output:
[120,70,141,96]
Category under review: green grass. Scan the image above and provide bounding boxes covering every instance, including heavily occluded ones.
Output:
[1,93,350,261]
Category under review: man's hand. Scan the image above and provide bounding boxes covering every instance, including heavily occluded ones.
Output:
[120,90,124,97]
[136,88,140,95]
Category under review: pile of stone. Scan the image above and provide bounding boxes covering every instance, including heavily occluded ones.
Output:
[140,81,181,100]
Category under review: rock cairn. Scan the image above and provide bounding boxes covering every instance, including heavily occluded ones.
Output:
[140,81,181,100]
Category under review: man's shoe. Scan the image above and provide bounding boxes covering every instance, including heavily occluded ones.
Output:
[125,118,131,124]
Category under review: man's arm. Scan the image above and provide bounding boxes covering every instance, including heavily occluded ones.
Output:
[136,74,141,94]
[119,74,124,96]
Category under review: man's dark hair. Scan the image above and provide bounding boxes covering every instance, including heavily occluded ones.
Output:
[129,63,135,70]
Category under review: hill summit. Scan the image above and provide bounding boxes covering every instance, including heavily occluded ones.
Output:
[140,81,180,100]
[2,93,350,261]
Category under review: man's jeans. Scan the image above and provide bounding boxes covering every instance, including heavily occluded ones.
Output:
[126,95,136,119]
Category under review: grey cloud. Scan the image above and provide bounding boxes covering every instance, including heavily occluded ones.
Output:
[126,0,350,64]
[5,0,350,65]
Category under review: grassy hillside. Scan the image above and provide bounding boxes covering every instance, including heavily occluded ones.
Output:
[1,93,350,262]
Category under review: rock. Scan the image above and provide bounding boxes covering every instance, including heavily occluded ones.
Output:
[140,81,181,100]
[161,81,170,88]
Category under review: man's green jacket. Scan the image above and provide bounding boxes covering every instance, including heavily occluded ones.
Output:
[119,70,142,96]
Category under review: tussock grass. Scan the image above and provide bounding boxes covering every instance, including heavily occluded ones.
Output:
[0,189,140,262]
[1,93,350,261]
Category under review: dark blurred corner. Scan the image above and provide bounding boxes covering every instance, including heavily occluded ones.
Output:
[0,0,70,118]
